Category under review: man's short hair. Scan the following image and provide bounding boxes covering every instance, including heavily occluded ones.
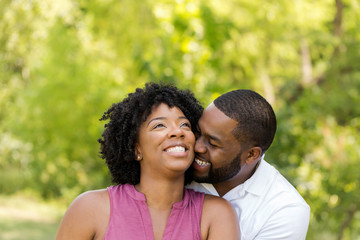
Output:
[214,89,276,153]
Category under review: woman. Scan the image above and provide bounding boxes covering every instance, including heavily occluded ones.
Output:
[56,82,240,240]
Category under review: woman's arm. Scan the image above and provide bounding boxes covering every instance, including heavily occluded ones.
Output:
[201,194,240,240]
[55,189,110,240]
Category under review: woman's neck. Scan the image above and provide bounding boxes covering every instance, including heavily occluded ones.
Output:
[135,177,184,209]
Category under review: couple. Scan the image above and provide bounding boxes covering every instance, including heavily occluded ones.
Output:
[56,82,310,240]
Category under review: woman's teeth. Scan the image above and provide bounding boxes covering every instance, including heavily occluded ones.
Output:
[166,146,185,152]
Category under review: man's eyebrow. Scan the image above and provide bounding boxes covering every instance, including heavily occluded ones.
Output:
[201,131,221,143]
[208,134,221,143]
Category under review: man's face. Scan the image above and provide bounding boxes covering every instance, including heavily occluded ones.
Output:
[192,103,248,183]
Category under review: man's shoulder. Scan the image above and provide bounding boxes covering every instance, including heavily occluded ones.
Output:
[264,161,309,208]
[241,161,310,239]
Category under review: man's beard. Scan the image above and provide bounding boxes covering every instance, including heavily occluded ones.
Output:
[193,152,242,184]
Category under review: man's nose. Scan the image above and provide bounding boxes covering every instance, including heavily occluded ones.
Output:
[195,136,206,153]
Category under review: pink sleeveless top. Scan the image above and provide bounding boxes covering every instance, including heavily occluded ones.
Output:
[104,184,205,240]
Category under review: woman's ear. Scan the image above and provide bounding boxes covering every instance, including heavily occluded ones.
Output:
[245,147,262,165]
[136,154,142,161]
[135,144,142,161]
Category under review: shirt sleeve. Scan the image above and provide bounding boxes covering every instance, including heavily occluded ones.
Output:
[253,203,310,240]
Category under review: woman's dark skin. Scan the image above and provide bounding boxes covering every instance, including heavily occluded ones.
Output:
[56,103,239,240]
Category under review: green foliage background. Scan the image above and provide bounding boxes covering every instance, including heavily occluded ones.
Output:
[1,0,359,239]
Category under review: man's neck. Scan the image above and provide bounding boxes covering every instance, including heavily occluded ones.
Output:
[213,160,261,197]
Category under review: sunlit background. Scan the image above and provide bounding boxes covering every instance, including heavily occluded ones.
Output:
[1,0,359,239]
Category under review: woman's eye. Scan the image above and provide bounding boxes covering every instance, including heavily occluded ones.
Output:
[153,123,165,129]
[181,122,191,128]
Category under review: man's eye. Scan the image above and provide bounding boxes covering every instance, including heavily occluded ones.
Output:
[208,140,217,147]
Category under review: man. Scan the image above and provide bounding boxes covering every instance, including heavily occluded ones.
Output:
[188,89,310,239]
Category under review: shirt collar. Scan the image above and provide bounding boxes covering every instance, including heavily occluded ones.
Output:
[221,155,267,200]
[200,183,220,196]
[243,155,273,196]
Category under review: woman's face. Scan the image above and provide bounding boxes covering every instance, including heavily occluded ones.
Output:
[136,103,195,178]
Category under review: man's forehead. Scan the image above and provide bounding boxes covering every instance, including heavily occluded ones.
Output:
[198,103,238,135]
[202,102,222,119]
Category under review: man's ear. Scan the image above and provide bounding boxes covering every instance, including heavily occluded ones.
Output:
[245,147,262,165]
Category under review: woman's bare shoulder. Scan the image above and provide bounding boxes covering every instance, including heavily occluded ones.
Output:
[55,189,110,240]
[203,194,234,212]
[67,189,110,215]
[77,189,109,204]
[201,194,240,240]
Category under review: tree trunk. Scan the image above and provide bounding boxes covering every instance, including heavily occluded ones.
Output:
[300,38,313,86]
[333,0,344,57]
[337,204,357,240]
[334,0,344,37]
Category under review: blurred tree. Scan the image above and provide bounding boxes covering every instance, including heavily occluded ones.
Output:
[0,0,359,238]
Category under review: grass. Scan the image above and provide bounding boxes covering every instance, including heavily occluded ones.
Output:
[0,194,66,240]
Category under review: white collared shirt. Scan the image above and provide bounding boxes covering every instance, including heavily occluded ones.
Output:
[187,159,310,240]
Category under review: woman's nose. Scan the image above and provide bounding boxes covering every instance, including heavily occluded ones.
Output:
[168,126,185,138]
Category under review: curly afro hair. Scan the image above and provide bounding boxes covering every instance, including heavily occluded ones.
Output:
[98,82,203,185]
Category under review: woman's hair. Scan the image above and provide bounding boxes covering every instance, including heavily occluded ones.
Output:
[98,82,203,185]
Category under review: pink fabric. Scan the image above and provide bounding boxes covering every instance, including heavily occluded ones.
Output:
[104,184,204,240]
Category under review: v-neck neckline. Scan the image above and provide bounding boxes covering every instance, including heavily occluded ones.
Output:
[126,184,189,239]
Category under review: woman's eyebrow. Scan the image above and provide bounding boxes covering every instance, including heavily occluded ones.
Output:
[147,116,187,126]
[147,117,166,126]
